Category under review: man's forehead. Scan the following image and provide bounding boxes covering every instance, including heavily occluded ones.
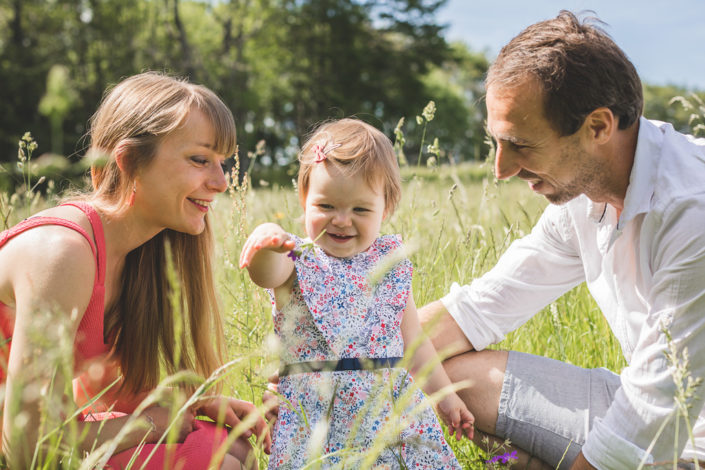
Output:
[486,81,550,139]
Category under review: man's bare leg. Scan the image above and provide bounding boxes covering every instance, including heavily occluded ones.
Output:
[443,350,552,469]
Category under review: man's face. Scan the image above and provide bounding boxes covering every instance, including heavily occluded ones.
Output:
[486,78,607,204]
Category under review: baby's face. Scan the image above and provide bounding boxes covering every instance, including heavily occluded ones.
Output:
[303,163,386,258]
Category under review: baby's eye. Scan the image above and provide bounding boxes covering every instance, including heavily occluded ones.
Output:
[353,207,370,213]
[318,204,333,210]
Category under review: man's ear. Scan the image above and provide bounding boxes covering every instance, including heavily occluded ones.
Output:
[582,107,615,145]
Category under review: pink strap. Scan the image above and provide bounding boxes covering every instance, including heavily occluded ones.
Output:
[61,202,106,284]
[0,202,105,285]
[0,217,96,256]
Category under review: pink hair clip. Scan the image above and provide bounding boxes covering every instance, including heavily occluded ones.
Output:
[312,143,341,163]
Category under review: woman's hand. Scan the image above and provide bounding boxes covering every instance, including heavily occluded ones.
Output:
[436,392,475,441]
[239,223,295,269]
[196,396,272,454]
[143,405,196,443]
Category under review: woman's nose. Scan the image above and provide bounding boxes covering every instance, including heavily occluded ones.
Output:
[207,164,228,193]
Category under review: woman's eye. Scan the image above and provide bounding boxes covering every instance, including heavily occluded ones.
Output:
[191,156,208,165]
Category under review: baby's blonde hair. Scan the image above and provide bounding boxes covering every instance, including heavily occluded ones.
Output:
[298,118,401,214]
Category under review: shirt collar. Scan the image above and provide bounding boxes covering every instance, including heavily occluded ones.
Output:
[618,117,663,228]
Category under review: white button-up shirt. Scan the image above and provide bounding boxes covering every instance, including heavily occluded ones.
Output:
[442,118,705,467]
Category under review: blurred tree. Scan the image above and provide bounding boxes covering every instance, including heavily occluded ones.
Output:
[274,0,452,143]
[643,84,705,134]
[39,64,78,154]
[417,41,489,162]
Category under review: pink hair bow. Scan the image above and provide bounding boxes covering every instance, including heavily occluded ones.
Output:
[312,143,341,163]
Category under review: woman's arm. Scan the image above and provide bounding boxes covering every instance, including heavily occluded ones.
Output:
[239,222,296,289]
[2,226,95,465]
[1,227,192,466]
[401,292,474,440]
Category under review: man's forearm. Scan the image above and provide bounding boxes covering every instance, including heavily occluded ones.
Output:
[418,300,475,357]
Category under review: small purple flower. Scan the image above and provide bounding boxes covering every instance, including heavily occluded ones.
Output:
[486,450,518,464]
[287,250,300,261]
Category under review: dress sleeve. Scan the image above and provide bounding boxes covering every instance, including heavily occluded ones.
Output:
[583,197,705,467]
[440,204,585,351]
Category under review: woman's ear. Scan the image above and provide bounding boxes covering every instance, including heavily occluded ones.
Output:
[114,144,128,173]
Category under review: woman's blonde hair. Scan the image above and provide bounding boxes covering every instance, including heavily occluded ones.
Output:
[297,118,401,214]
[85,72,236,394]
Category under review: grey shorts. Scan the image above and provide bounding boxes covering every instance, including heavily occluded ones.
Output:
[496,351,621,469]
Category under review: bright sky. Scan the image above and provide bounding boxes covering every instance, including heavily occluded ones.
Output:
[437,0,705,90]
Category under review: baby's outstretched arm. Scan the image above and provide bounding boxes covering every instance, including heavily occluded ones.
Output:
[401,292,475,441]
[239,222,296,288]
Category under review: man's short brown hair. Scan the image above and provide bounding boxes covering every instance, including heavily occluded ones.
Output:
[486,10,643,136]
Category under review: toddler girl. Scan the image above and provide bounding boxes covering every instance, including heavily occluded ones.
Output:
[240,119,473,468]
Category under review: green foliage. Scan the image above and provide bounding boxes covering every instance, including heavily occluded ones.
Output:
[0,0,459,171]
[643,85,705,135]
[39,65,78,155]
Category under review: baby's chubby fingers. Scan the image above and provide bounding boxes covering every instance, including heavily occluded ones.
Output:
[239,223,294,268]
[460,409,475,440]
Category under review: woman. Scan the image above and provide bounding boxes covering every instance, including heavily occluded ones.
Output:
[0,72,269,469]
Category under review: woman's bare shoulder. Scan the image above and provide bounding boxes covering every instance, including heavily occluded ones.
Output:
[0,213,97,313]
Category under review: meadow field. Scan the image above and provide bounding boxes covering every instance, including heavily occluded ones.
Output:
[8,128,703,468]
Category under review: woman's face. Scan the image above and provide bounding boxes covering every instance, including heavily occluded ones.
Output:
[133,107,229,235]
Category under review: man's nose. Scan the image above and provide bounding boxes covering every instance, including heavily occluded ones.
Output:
[494,144,521,180]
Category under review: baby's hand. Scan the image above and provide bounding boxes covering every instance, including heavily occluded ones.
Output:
[239,223,296,269]
[436,391,475,441]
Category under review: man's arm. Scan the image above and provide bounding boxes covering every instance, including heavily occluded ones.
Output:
[418,300,475,358]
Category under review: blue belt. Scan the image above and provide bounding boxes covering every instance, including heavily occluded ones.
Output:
[280,357,403,376]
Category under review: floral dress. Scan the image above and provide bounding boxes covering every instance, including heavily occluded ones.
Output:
[267,234,461,469]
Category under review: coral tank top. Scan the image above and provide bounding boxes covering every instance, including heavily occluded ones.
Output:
[0,201,109,382]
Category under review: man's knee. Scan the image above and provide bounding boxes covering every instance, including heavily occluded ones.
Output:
[443,349,509,389]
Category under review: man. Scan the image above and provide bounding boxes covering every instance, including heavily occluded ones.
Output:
[420,10,705,469]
